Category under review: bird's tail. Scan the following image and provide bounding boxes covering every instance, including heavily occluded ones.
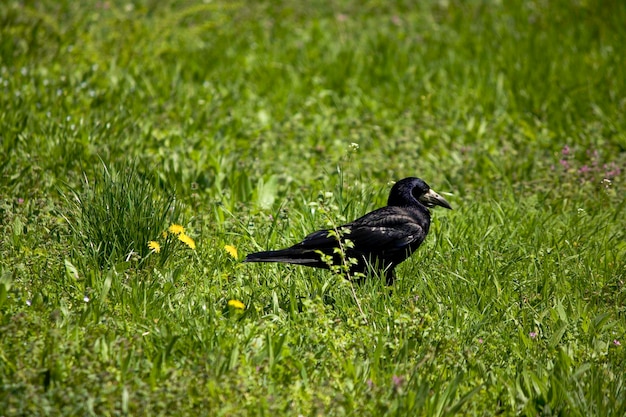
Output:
[244,248,325,267]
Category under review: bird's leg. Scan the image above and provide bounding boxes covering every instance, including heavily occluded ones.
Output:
[385,268,396,286]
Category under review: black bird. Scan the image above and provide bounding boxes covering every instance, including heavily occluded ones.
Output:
[244,177,452,283]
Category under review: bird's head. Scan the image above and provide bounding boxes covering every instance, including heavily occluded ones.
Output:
[388,177,452,210]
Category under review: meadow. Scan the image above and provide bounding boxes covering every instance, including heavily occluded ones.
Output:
[1,0,625,415]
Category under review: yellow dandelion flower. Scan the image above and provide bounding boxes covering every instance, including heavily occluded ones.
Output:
[228,299,245,310]
[224,245,238,259]
[168,224,185,235]
[178,233,196,250]
[148,241,161,253]
[162,231,168,239]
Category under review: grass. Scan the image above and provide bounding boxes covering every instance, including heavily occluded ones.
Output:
[1,0,625,415]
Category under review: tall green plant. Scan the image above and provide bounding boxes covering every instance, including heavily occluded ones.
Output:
[63,161,181,269]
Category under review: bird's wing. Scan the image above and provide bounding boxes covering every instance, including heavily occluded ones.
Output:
[296,208,427,254]
[346,213,426,253]
[296,229,340,249]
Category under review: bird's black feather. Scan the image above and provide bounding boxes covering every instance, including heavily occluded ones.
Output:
[244,177,451,283]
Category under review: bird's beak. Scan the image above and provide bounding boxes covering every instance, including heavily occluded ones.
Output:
[419,189,452,210]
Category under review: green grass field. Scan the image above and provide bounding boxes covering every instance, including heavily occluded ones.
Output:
[1,0,625,415]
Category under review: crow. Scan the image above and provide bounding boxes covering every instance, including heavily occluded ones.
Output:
[244,177,452,283]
